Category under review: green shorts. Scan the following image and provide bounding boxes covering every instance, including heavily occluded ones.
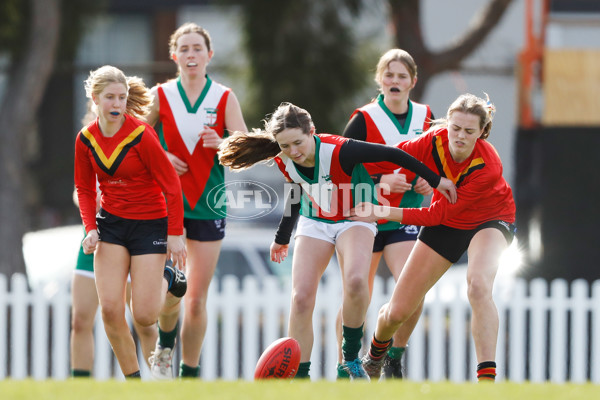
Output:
[74,240,94,278]
[74,228,133,282]
[75,227,94,278]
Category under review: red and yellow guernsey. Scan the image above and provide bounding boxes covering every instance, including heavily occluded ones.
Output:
[395,128,515,228]
[74,114,183,235]
[352,94,432,230]
[156,76,230,219]
[274,134,377,223]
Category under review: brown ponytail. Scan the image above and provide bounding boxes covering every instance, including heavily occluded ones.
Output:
[218,130,281,170]
[218,102,315,171]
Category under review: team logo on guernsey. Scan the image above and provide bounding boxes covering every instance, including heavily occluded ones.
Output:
[207,180,279,220]
[204,107,218,127]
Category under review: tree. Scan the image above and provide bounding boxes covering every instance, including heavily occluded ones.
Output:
[0,0,61,280]
[388,0,514,101]
[230,0,514,127]
[33,0,106,231]
[230,0,367,133]
[0,0,105,281]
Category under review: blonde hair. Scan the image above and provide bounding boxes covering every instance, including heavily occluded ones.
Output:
[218,102,314,170]
[429,93,496,140]
[84,65,152,119]
[169,22,212,55]
[374,48,418,88]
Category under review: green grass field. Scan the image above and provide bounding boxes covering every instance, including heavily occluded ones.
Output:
[1,380,598,400]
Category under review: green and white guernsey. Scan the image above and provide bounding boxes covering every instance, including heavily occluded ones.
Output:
[156,75,231,219]
[274,134,377,223]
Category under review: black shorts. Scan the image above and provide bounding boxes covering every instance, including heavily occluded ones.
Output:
[373,224,420,252]
[418,220,516,263]
[96,208,168,255]
[184,218,226,241]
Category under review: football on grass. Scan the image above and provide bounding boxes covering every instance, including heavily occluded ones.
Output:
[254,337,301,379]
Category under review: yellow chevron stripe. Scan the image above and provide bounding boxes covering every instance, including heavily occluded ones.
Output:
[434,137,454,181]
[434,137,484,183]
[82,125,145,169]
[457,157,485,182]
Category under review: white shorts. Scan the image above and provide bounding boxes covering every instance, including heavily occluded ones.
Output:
[73,269,95,279]
[295,216,377,245]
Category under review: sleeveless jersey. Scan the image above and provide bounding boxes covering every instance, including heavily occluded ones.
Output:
[274,134,377,223]
[352,94,432,230]
[156,75,231,219]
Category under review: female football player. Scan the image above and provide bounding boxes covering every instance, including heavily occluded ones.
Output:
[74,65,187,378]
[144,22,248,380]
[352,93,516,382]
[218,102,456,380]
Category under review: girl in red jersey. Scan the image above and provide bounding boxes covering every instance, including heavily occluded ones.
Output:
[351,93,516,382]
[144,22,248,380]
[218,102,456,380]
[74,65,187,378]
[338,48,434,379]
[70,104,159,378]
[70,184,158,377]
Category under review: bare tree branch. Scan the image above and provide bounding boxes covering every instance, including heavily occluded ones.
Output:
[431,0,514,72]
[389,0,514,101]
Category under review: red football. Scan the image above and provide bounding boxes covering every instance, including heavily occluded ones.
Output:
[254,337,301,379]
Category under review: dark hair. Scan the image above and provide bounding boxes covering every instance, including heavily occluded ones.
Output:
[218,102,314,170]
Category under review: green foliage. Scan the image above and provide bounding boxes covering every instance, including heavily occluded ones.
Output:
[0,0,29,60]
[234,0,368,133]
[0,0,106,65]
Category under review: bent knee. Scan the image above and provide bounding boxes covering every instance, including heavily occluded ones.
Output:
[71,311,96,333]
[133,312,158,328]
[130,304,161,328]
[100,305,126,325]
[384,304,413,326]
[343,273,369,296]
[184,296,208,317]
[291,290,316,314]
[467,277,493,302]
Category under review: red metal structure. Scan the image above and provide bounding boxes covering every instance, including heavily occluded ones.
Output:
[517,0,549,128]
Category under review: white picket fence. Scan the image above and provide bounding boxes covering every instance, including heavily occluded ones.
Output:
[1,273,600,382]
